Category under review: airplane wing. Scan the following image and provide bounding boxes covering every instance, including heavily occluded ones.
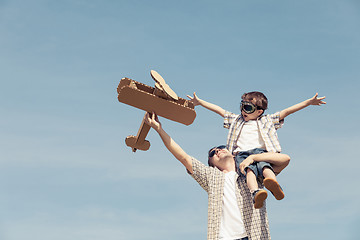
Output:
[117,78,196,125]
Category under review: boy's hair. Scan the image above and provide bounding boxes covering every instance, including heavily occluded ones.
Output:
[241,91,268,110]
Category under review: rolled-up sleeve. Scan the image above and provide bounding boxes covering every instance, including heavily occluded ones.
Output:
[268,111,284,130]
[223,111,238,129]
[188,157,217,193]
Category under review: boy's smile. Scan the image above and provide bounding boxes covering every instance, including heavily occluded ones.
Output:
[242,112,249,121]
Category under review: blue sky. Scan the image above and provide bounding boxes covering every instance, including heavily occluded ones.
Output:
[0,0,359,239]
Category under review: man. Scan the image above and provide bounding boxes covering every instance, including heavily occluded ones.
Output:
[144,113,290,240]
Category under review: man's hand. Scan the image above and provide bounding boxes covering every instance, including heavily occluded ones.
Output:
[308,93,326,106]
[144,112,162,131]
[239,156,255,175]
[186,92,202,106]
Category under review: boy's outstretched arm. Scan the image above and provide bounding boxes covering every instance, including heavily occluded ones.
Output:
[279,93,326,120]
[144,112,193,173]
[187,92,226,118]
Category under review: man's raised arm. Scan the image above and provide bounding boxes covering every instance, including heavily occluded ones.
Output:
[144,112,193,173]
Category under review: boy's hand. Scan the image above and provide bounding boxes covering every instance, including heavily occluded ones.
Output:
[144,112,162,131]
[187,92,201,106]
[280,92,327,120]
[308,93,326,106]
[187,92,226,117]
[239,156,255,175]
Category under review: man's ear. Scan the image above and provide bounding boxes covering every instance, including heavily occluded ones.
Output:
[257,109,264,116]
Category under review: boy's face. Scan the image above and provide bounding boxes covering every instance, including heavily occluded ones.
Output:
[241,99,264,121]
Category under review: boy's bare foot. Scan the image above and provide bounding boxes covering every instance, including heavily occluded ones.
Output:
[252,189,268,209]
[263,178,284,200]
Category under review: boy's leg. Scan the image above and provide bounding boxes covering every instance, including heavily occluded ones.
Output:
[236,151,268,208]
[262,166,284,200]
[246,168,258,191]
[246,168,267,209]
[248,149,285,200]
[262,167,277,180]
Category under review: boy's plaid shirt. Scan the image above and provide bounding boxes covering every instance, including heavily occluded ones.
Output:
[189,158,271,240]
[223,111,284,153]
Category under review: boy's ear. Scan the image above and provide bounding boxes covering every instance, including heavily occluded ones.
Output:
[257,109,264,116]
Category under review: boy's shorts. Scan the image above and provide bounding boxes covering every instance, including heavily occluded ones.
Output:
[234,148,274,178]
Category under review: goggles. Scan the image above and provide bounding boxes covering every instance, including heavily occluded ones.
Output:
[208,145,227,158]
[240,101,261,114]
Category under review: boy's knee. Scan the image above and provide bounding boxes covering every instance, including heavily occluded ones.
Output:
[284,154,291,165]
[246,168,255,174]
[262,166,273,172]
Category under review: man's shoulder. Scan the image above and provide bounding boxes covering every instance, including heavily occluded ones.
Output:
[188,157,224,193]
[190,157,210,171]
[189,157,222,176]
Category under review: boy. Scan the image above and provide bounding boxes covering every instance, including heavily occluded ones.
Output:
[187,91,326,208]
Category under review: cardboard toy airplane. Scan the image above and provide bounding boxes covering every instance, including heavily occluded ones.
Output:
[117,70,196,152]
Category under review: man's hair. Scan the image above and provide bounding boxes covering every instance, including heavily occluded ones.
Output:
[241,91,268,110]
[208,158,214,167]
[207,147,215,167]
